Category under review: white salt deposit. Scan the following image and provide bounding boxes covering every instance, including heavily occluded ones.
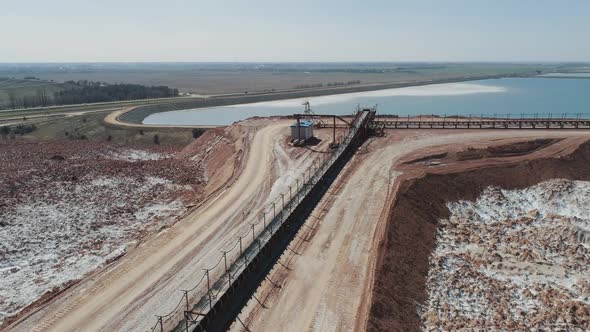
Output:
[422,179,590,331]
[239,83,506,108]
[0,175,187,324]
[104,148,171,162]
[134,200,184,221]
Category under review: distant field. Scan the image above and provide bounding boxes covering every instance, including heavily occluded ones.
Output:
[0,62,570,96]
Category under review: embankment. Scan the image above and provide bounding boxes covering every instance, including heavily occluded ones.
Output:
[368,140,590,331]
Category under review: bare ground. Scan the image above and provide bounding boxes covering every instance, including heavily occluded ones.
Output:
[4,123,590,332]
[0,140,203,326]
[230,129,590,332]
[2,119,339,332]
[369,134,590,331]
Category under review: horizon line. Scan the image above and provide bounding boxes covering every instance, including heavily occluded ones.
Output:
[1,60,589,65]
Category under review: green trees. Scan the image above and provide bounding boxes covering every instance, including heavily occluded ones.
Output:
[0,81,179,110]
[53,81,179,106]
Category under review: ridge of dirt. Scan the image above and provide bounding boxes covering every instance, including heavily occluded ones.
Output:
[455,138,559,161]
[368,140,590,332]
[178,124,251,196]
[403,138,559,165]
[403,152,448,165]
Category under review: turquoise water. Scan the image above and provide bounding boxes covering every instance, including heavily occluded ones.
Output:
[540,73,590,78]
[143,78,590,126]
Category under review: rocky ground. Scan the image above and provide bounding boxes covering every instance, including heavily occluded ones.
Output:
[423,179,590,331]
[0,140,205,325]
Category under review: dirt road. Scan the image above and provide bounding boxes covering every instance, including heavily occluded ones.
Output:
[5,121,324,332]
[231,129,590,332]
[8,125,589,332]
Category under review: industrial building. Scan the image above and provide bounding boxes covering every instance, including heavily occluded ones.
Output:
[290,120,314,143]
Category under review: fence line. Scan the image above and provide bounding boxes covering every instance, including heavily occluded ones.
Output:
[151,112,365,331]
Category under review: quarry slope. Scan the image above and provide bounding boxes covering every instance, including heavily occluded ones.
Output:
[230,129,590,332]
[369,135,590,332]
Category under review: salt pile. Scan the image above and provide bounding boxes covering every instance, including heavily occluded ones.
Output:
[422,179,590,331]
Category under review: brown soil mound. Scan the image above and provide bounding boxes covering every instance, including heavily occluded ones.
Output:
[404,138,559,165]
[368,140,590,332]
[456,138,558,160]
[403,152,448,165]
[0,140,202,207]
[178,124,249,196]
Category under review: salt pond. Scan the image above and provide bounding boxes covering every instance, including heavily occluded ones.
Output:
[144,77,590,126]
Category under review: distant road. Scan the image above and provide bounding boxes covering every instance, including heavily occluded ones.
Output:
[0,96,204,118]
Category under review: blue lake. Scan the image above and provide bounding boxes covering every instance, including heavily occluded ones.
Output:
[540,73,590,78]
[143,78,590,126]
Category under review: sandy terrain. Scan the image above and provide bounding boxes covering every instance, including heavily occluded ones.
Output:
[3,119,338,332]
[5,118,590,332]
[231,129,590,332]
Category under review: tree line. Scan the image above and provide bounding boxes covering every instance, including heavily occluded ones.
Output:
[0,80,179,110]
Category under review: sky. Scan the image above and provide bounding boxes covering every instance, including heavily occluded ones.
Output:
[1,0,589,63]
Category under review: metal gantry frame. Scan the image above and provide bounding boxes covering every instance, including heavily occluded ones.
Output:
[293,113,354,146]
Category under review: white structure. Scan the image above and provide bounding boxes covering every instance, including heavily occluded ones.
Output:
[290,120,314,142]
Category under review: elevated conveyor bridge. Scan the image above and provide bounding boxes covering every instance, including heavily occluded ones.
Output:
[370,114,590,131]
[151,109,375,332]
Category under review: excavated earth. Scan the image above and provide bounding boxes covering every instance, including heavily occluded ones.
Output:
[369,138,590,331]
[1,117,343,332]
[0,121,253,328]
[228,129,590,332]
[3,120,590,332]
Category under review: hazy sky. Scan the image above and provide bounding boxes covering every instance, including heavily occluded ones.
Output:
[2,0,589,62]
